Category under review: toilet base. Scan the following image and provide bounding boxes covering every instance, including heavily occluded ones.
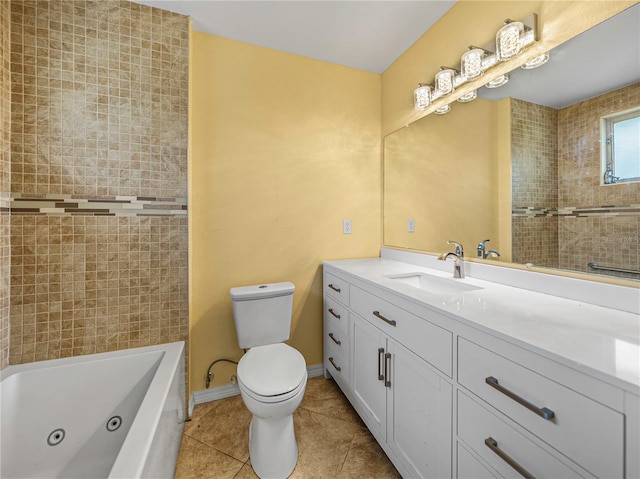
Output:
[249,414,298,479]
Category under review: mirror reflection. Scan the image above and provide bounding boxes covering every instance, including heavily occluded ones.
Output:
[383,5,640,281]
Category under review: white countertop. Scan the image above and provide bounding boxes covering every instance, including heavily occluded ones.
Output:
[324,257,640,394]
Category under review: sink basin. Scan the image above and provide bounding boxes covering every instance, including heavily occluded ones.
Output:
[386,272,483,295]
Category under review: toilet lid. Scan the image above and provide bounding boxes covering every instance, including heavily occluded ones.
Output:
[238,343,306,397]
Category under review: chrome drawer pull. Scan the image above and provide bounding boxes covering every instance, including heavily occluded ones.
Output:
[378,347,385,381]
[328,284,341,293]
[328,332,341,346]
[373,311,397,327]
[384,353,392,388]
[328,357,341,372]
[328,308,341,319]
[485,376,555,420]
[485,437,535,479]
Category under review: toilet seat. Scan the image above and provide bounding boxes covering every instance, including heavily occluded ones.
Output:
[237,343,307,403]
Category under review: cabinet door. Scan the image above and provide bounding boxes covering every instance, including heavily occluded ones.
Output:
[352,313,387,440]
[388,339,452,479]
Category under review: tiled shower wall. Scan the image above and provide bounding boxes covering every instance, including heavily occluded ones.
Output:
[558,83,640,278]
[511,98,559,268]
[1,0,10,369]
[511,84,640,279]
[9,1,189,364]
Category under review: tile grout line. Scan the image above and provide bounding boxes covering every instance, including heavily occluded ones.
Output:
[183,432,249,466]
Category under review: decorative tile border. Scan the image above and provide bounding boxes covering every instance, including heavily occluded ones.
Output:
[6,193,187,216]
[513,205,640,217]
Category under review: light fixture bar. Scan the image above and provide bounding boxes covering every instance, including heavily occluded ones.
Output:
[413,12,541,117]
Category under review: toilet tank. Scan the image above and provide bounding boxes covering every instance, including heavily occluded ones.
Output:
[230,282,295,349]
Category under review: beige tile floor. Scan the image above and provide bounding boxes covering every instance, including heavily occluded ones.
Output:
[175,376,402,478]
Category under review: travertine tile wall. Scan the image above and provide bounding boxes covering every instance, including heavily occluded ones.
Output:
[558,83,640,278]
[1,0,11,370]
[511,99,559,268]
[9,1,189,364]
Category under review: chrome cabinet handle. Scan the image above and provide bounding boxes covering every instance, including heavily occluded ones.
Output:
[485,376,555,420]
[328,357,341,372]
[328,308,341,319]
[328,332,341,346]
[328,284,341,293]
[378,347,385,381]
[373,311,397,327]
[384,353,392,388]
[485,437,536,479]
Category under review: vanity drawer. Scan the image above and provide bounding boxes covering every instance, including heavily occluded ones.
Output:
[350,285,452,377]
[325,340,349,384]
[458,338,623,478]
[325,322,348,362]
[458,391,587,478]
[324,272,350,306]
[324,296,349,337]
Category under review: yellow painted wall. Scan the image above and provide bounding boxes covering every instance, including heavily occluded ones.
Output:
[189,32,381,393]
[384,98,500,254]
[381,1,635,136]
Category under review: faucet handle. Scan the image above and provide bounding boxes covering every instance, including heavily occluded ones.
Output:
[477,238,490,257]
[446,240,464,258]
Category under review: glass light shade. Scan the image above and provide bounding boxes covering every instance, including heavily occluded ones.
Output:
[435,69,455,96]
[414,85,431,110]
[434,104,451,115]
[496,21,524,60]
[457,90,477,103]
[461,49,485,80]
[521,51,550,69]
[485,73,509,88]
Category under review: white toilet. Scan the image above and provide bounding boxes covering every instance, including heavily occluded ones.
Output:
[230,282,307,479]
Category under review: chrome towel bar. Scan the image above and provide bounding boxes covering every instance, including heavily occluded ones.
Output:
[587,262,640,275]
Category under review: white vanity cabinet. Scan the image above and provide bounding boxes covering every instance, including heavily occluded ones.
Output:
[457,338,623,478]
[352,311,453,479]
[323,260,638,479]
[323,271,351,390]
[324,267,454,479]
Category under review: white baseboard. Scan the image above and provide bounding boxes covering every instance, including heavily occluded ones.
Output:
[306,363,324,378]
[188,363,324,416]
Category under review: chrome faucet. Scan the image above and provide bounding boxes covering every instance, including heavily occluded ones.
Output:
[477,239,501,260]
[438,240,465,278]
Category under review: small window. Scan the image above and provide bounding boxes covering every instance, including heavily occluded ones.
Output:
[601,107,640,185]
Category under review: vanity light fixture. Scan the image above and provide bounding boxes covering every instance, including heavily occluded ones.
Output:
[496,15,538,61]
[496,20,525,60]
[521,51,550,69]
[461,46,492,80]
[435,67,457,96]
[412,13,538,117]
[414,83,432,110]
[485,73,509,88]
[457,90,477,103]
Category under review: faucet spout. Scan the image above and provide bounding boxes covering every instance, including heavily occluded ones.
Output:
[485,249,501,259]
[437,250,465,279]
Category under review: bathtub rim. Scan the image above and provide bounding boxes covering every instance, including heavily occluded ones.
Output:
[1,341,186,479]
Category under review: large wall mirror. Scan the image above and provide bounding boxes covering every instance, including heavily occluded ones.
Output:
[384,4,640,282]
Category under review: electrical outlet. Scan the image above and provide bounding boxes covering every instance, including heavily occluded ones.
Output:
[343,219,352,234]
[408,219,415,233]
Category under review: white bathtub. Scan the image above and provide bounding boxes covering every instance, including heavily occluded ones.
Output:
[0,342,185,479]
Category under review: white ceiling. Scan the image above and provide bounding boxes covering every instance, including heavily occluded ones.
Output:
[133,1,638,108]
[133,0,455,73]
